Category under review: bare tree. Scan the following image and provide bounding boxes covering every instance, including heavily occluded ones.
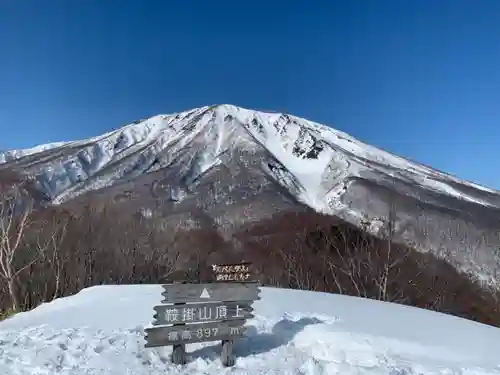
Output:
[0,189,38,311]
[37,212,69,301]
[278,237,323,291]
[375,201,405,301]
[325,228,371,298]
[142,218,183,282]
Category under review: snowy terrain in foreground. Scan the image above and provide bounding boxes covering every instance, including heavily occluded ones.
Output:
[1,286,499,374]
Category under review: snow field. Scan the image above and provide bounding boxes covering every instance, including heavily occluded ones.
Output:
[1,285,499,374]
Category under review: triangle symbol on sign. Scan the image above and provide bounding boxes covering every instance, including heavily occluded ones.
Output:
[200,288,211,299]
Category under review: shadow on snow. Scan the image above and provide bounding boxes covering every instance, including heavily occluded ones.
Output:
[187,316,323,362]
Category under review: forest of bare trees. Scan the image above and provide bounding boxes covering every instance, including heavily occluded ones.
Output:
[1,173,500,327]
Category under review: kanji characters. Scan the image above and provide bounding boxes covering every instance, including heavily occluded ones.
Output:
[198,306,212,320]
[234,304,243,318]
[164,308,179,322]
[182,307,196,322]
[215,305,227,319]
[168,331,179,341]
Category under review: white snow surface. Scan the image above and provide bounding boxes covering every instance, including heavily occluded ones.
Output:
[0,285,499,374]
[0,142,68,163]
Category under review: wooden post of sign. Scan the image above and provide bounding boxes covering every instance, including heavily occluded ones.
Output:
[220,294,235,368]
[212,262,255,368]
[171,281,186,365]
[221,339,235,367]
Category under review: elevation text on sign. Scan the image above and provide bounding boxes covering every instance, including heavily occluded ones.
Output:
[145,320,247,347]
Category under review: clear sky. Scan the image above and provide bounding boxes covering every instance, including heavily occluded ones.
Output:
[1,0,500,189]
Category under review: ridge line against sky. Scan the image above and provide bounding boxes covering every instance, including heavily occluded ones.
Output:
[1,0,499,189]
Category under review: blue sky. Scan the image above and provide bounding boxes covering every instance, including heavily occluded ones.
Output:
[1,0,500,189]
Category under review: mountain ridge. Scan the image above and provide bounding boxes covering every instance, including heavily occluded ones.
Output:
[1,104,500,285]
[1,104,497,197]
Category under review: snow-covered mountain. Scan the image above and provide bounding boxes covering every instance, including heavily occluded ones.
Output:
[1,104,500,283]
[1,285,499,374]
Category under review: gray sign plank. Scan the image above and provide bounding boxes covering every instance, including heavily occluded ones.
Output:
[161,282,260,304]
[144,320,247,347]
[153,301,254,326]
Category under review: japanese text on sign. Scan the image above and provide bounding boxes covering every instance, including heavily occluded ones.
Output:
[164,325,243,342]
[216,273,251,281]
[212,264,250,274]
[162,304,245,323]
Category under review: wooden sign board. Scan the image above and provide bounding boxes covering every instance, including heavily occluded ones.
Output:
[161,282,260,304]
[146,262,260,367]
[153,301,253,325]
[145,319,247,347]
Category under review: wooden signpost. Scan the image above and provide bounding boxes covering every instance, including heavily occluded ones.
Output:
[152,301,255,325]
[160,282,259,303]
[144,262,260,367]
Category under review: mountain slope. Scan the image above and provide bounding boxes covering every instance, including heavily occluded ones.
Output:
[1,285,499,374]
[1,104,500,283]
[2,104,498,208]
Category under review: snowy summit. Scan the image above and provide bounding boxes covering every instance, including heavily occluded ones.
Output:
[0,285,499,374]
[1,104,498,209]
[1,104,500,283]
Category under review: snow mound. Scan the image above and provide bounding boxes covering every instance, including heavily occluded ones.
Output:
[1,285,499,374]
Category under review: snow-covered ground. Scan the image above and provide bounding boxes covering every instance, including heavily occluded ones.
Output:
[1,286,499,374]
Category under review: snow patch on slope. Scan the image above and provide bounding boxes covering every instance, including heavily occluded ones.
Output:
[0,141,68,163]
[1,285,500,375]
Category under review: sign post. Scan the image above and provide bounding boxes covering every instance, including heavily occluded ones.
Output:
[144,262,260,367]
[172,281,186,365]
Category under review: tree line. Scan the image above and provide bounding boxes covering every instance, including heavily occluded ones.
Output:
[1,173,500,327]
